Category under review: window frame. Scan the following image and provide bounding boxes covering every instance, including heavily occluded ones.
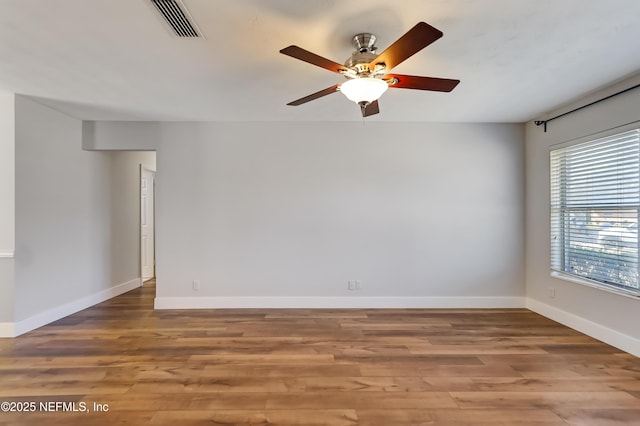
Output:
[549,123,640,299]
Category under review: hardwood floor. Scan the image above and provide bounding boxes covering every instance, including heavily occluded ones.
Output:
[0,280,639,425]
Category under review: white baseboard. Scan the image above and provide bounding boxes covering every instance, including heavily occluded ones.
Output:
[154,296,526,310]
[9,278,142,337]
[526,298,640,358]
[0,322,14,338]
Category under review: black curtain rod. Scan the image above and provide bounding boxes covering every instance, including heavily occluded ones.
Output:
[534,82,640,132]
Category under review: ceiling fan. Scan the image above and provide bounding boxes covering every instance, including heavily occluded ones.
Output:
[280,22,460,117]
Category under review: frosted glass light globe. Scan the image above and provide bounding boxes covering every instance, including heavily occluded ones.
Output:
[340,77,388,104]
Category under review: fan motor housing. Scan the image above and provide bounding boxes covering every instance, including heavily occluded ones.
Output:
[345,52,377,74]
[344,33,380,76]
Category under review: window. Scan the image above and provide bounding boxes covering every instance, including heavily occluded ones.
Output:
[550,128,640,296]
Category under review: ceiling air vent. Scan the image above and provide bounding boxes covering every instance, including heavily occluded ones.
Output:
[150,0,200,38]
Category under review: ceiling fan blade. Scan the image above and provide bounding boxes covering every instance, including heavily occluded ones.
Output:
[369,22,443,72]
[386,74,460,92]
[361,100,380,117]
[287,84,340,106]
[280,45,350,74]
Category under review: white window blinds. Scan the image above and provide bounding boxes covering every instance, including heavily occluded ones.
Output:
[550,128,640,294]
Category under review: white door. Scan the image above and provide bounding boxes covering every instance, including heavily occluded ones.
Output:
[141,166,156,280]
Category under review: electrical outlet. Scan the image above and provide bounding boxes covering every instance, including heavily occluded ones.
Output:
[193,280,201,291]
[347,280,362,291]
[548,286,555,298]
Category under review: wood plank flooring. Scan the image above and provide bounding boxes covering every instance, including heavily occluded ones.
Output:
[0,280,639,425]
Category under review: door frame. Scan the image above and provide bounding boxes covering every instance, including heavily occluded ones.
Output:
[140,165,156,282]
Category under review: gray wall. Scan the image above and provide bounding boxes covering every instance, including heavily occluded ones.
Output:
[86,121,526,306]
[0,92,15,325]
[525,73,640,344]
[0,261,13,326]
[0,91,14,254]
[7,98,154,331]
[14,97,113,322]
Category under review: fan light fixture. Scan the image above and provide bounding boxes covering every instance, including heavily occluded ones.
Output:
[280,22,460,117]
[340,77,388,105]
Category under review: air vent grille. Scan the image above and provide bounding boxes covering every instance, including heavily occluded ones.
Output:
[151,0,200,37]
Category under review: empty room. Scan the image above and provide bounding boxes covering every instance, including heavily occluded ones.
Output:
[1,1,640,425]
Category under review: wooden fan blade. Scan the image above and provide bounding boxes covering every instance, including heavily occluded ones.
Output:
[361,100,380,117]
[386,74,460,92]
[369,22,442,72]
[287,84,340,106]
[280,45,350,74]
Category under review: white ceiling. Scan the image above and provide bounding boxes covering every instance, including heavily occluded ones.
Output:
[0,0,639,122]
